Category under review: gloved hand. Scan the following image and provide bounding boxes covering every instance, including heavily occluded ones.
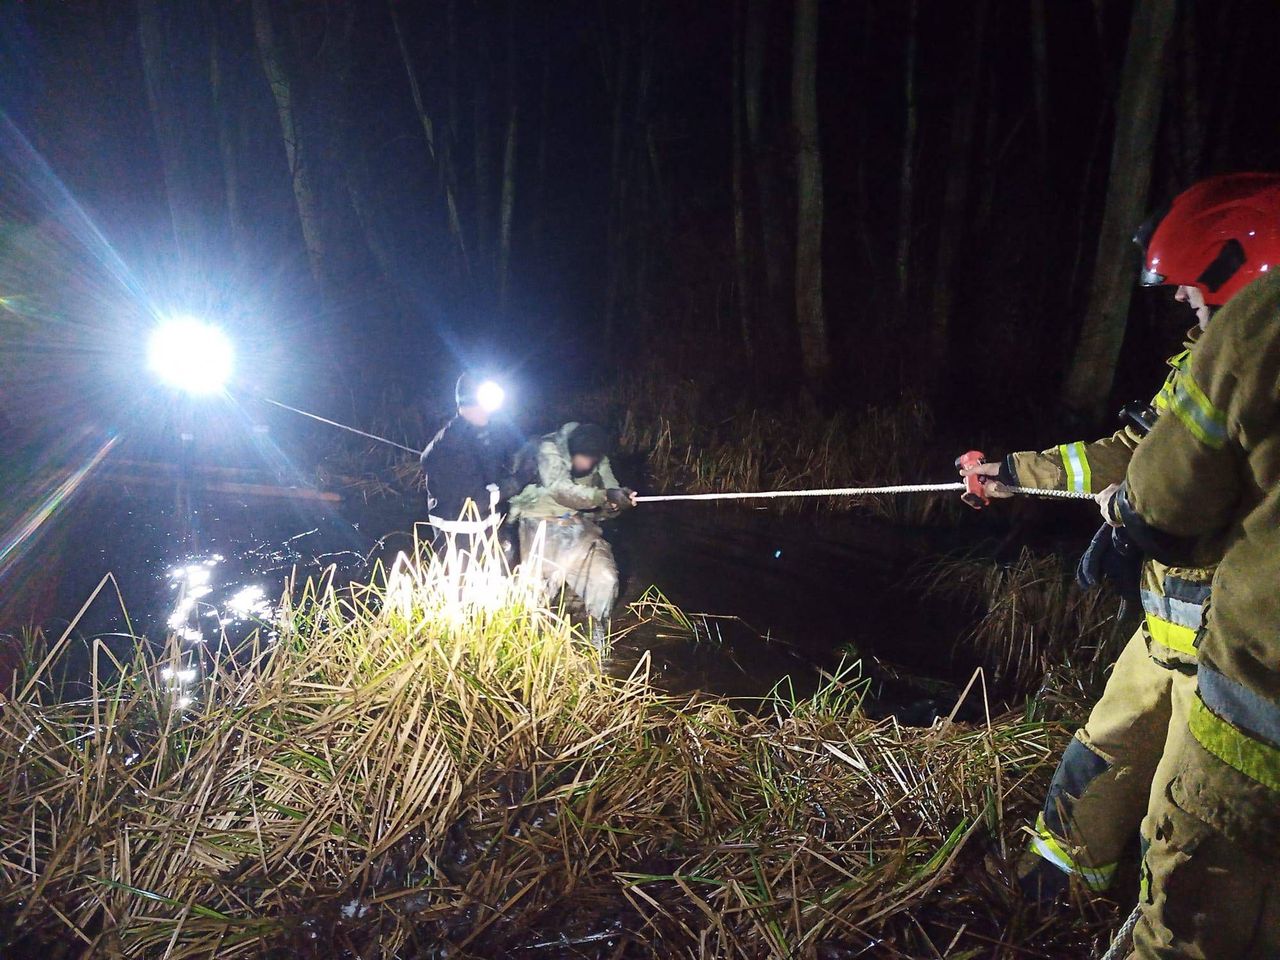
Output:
[1076,522,1143,593]
[605,487,637,513]
[956,455,1015,499]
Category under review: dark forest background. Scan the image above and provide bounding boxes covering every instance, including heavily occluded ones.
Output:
[3,0,1280,445]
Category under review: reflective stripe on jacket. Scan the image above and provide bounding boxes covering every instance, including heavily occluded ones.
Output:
[1009,333,1209,667]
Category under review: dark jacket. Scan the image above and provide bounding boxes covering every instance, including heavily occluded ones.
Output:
[420,417,516,521]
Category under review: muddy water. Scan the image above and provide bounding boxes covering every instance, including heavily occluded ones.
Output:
[2,475,976,716]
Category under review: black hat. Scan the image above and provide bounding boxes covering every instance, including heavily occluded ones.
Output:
[567,423,610,459]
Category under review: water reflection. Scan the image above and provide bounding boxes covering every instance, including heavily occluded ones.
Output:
[161,554,284,711]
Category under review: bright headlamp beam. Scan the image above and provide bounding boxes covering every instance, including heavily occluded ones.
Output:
[476,380,505,413]
[147,317,234,395]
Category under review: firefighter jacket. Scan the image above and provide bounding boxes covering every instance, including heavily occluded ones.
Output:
[1119,273,1280,856]
[1007,330,1210,666]
[508,422,621,521]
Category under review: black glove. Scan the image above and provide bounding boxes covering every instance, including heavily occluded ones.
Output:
[496,475,524,500]
[1076,522,1142,593]
[605,487,636,513]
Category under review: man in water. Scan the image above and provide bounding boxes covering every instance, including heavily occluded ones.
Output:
[509,422,636,649]
[420,373,521,559]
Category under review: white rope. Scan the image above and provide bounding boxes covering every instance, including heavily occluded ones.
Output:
[634,483,1096,504]
[1099,904,1142,960]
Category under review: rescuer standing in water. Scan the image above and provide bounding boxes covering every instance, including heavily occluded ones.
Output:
[956,178,1262,901]
[509,422,637,649]
[1095,174,1280,958]
[420,373,522,558]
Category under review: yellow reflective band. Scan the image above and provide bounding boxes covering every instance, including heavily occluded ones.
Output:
[1030,814,1117,891]
[1189,696,1280,794]
[1144,615,1199,658]
[1169,370,1228,449]
[1152,350,1191,411]
[1057,442,1092,494]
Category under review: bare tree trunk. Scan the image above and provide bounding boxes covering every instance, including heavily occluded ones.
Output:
[530,35,551,246]
[1061,0,1176,418]
[1030,0,1050,166]
[389,0,470,276]
[496,0,518,311]
[744,0,781,317]
[895,0,918,313]
[473,16,493,267]
[791,0,827,384]
[929,0,989,377]
[252,0,325,288]
[207,3,244,263]
[601,21,631,352]
[731,0,752,357]
[1174,0,1206,182]
[852,1,876,276]
[138,0,201,259]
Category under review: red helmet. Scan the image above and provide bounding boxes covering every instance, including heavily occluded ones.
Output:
[1135,173,1280,305]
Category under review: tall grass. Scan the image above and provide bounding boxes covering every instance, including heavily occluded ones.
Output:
[919,548,1127,703]
[1,533,1107,958]
[598,371,961,524]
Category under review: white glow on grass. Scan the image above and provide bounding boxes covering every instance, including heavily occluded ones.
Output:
[147,317,234,394]
[476,379,505,413]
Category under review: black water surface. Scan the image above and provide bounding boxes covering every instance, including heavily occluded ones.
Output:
[3,465,979,718]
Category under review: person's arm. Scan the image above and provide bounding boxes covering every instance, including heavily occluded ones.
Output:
[960,426,1143,500]
[1006,426,1145,493]
[597,456,621,490]
[539,442,608,511]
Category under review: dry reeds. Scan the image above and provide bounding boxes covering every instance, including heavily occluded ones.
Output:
[2,533,1088,958]
[920,548,1127,702]
[603,373,960,524]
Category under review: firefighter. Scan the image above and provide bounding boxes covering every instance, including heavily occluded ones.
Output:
[420,373,521,558]
[509,422,636,649]
[958,187,1232,899]
[1094,174,1280,958]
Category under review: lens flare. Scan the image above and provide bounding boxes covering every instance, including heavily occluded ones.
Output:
[476,379,505,413]
[147,318,234,394]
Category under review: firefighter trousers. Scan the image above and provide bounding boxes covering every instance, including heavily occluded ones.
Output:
[1027,627,1195,889]
[1128,734,1280,958]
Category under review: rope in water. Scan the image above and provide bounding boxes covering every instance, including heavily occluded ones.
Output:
[635,483,1096,503]
[1099,904,1142,960]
